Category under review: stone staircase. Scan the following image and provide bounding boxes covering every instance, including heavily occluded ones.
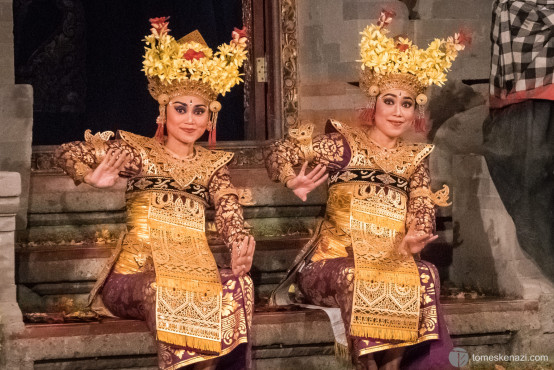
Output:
[15,237,307,312]
[8,293,541,369]
[1,146,546,369]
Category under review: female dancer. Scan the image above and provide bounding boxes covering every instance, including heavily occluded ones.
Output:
[56,18,254,369]
[266,11,466,370]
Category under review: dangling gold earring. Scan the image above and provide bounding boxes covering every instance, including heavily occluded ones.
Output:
[208,101,222,147]
[360,85,379,124]
[414,93,428,132]
[155,94,169,144]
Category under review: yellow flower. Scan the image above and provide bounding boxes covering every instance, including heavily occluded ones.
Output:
[142,21,248,95]
[359,24,462,88]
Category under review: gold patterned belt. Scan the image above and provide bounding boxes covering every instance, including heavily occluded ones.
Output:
[127,176,210,205]
[329,169,408,195]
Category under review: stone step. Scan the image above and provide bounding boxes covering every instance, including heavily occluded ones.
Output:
[15,232,456,313]
[25,169,453,244]
[11,308,342,370]
[16,223,456,314]
[16,236,308,282]
[15,237,308,312]
[7,299,539,369]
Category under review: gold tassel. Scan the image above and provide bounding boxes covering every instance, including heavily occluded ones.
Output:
[157,330,222,354]
[349,324,419,342]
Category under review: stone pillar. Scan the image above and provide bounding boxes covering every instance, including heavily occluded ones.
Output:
[0,0,33,230]
[450,154,554,299]
[0,172,25,368]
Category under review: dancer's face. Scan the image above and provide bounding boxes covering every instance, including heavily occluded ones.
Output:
[373,88,416,140]
[165,95,210,145]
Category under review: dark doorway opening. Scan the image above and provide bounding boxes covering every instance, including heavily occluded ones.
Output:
[15,0,249,145]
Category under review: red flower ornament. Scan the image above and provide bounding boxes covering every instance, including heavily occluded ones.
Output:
[397,43,410,52]
[231,27,248,47]
[183,49,206,61]
[377,9,396,28]
[457,29,472,47]
[149,16,170,37]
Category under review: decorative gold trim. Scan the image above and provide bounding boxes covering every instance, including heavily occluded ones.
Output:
[410,185,451,207]
[84,129,114,160]
[281,0,299,130]
[242,0,253,126]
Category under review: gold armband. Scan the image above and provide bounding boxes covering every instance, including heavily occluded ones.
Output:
[410,184,451,207]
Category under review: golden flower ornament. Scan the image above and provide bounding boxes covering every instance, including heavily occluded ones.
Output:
[359,10,468,97]
[142,17,248,101]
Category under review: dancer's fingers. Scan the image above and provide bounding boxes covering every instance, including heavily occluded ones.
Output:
[305,164,321,180]
[313,173,329,187]
[311,165,327,182]
[106,149,122,168]
[114,152,130,170]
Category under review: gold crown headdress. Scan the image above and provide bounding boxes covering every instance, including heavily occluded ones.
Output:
[358,10,468,131]
[142,17,248,145]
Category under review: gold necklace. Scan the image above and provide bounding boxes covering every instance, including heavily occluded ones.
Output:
[359,129,402,174]
[162,145,197,162]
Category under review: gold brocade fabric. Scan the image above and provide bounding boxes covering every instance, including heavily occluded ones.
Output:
[111,132,235,353]
[119,131,234,189]
[349,183,420,341]
[317,120,433,341]
[148,197,223,353]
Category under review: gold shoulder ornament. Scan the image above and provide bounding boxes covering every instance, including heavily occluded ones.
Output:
[84,129,115,160]
[288,122,315,162]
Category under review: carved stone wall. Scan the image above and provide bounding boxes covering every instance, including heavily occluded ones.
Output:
[0,0,33,230]
[0,172,25,368]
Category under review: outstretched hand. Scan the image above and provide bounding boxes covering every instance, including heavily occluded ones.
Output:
[398,219,438,256]
[84,149,131,188]
[285,162,329,202]
[231,235,256,277]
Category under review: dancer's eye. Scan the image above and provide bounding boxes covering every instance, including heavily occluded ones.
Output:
[402,101,413,108]
[173,104,187,114]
